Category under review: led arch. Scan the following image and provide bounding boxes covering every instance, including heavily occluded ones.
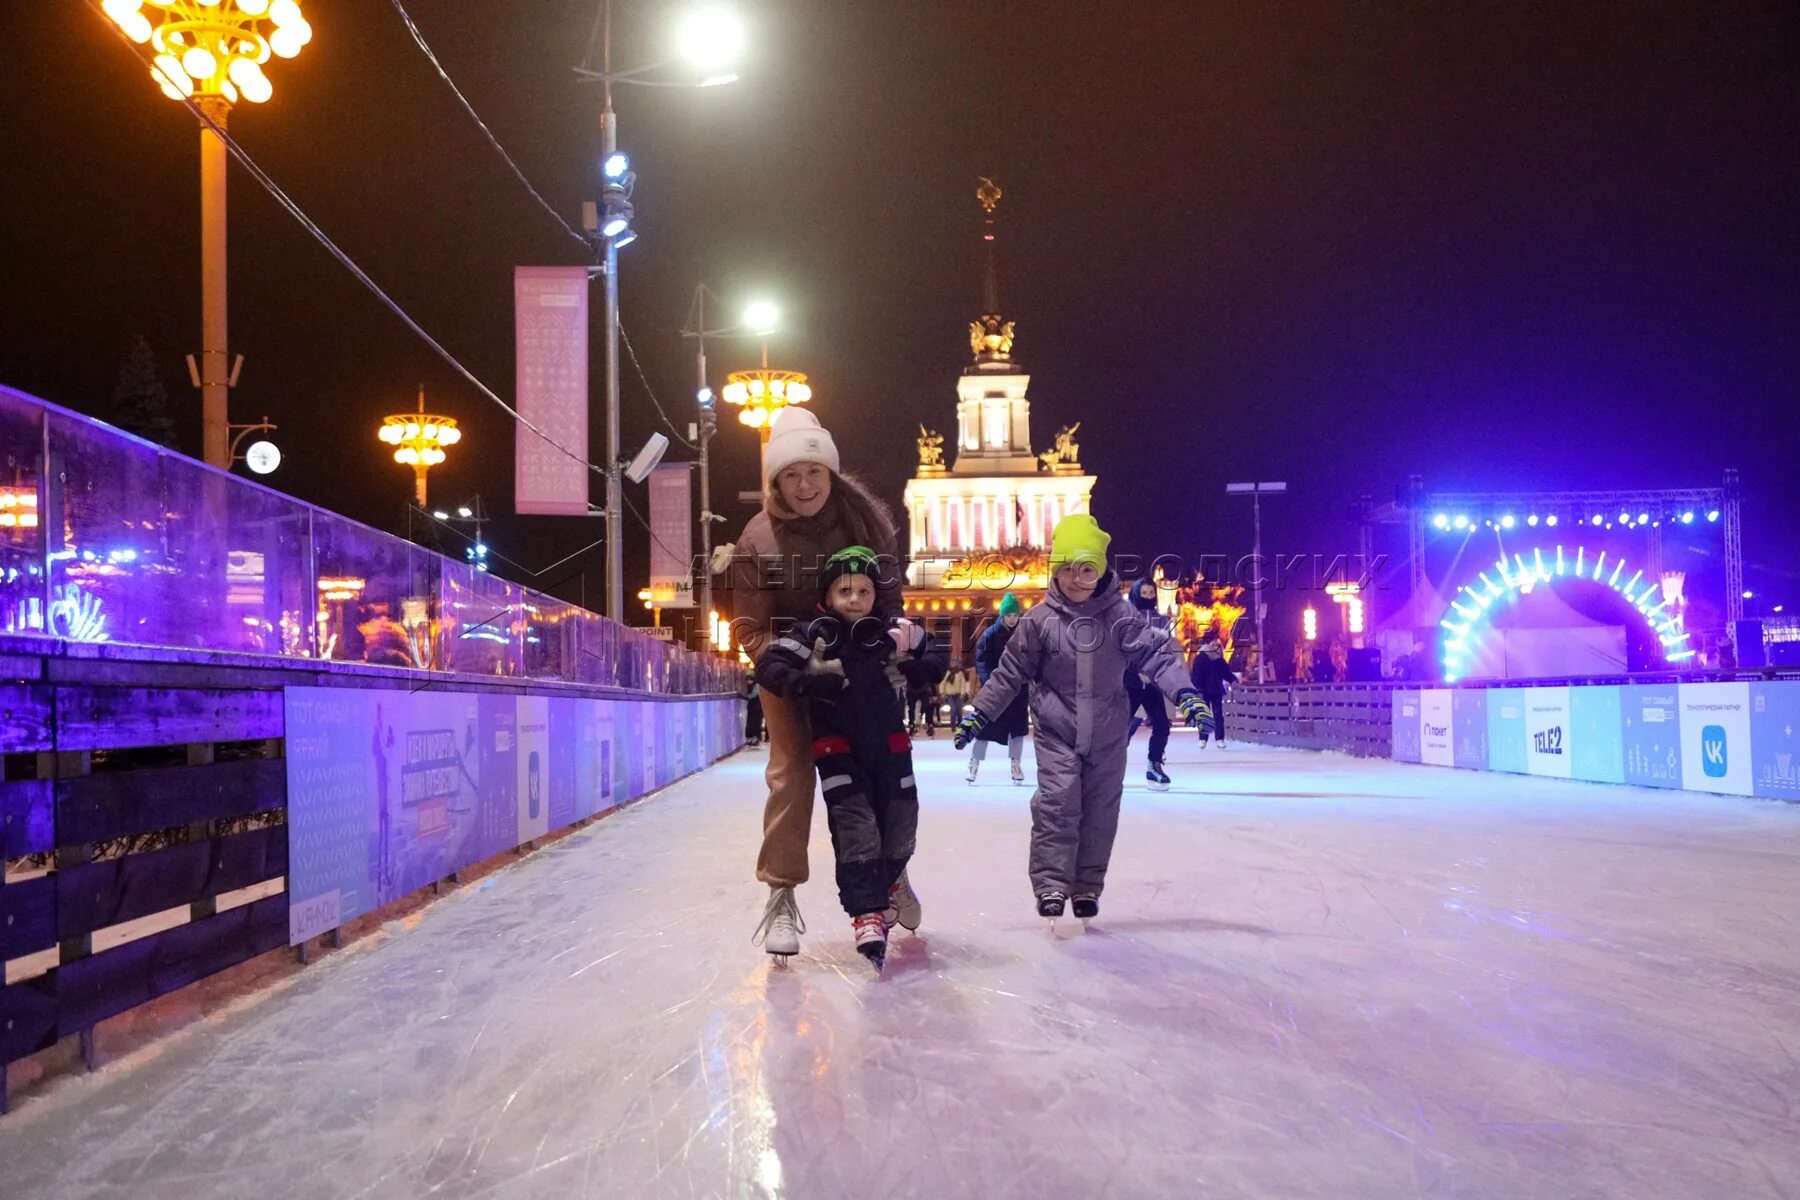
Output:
[1439,545,1695,682]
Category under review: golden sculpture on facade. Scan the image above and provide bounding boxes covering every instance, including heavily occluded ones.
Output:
[917,424,946,470]
[1038,422,1081,471]
[969,315,1016,359]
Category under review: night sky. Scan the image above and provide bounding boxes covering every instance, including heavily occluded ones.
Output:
[4,1,1797,644]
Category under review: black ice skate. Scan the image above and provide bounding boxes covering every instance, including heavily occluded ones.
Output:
[1036,891,1067,919]
[1072,894,1099,924]
[1146,761,1171,791]
[852,912,888,972]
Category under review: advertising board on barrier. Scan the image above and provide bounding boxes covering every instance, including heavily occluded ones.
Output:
[1569,686,1624,784]
[1622,685,1683,789]
[1679,681,1753,796]
[287,688,738,945]
[1522,686,1573,778]
[1392,690,1422,763]
[1751,681,1800,801]
[1419,689,1454,767]
[1486,689,1528,775]
[1452,689,1489,770]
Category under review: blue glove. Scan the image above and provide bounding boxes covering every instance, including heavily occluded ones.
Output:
[1175,690,1213,729]
[953,709,989,750]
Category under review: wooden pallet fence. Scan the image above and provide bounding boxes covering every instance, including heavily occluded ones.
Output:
[2,684,288,1114]
[1226,685,1396,756]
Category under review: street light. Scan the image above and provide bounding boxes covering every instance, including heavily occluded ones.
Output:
[102,0,311,469]
[428,496,490,572]
[574,1,744,624]
[682,284,781,629]
[1226,481,1287,683]
[378,386,461,507]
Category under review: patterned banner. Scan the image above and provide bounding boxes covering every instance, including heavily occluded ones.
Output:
[514,266,590,516]
[648,462,695,608]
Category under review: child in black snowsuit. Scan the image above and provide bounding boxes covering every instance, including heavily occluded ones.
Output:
[754,545,947,969]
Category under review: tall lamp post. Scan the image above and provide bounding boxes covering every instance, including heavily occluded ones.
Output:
[100,0,312,468]
[379,386,462,507]
[575,2,744,623]
[1226,481,1287,682]
[682,286,778,627]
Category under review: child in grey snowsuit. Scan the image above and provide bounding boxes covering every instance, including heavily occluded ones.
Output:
[954,515,1210,921]
[755,546,946,966]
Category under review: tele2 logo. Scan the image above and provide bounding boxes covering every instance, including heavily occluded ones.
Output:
[1532,726,1564,756]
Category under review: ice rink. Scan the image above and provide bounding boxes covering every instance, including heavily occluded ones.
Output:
[4,734,1799,1199]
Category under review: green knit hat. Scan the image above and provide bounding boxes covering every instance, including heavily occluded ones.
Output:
[1050,513,1111,571]
[821,545,883,598]
[997,592,1022,617]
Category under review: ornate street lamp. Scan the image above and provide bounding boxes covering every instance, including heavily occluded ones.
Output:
[378,386,462,507]
[99,0,312,469]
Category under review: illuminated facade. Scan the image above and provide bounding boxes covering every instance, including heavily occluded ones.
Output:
[902,180,1095,655]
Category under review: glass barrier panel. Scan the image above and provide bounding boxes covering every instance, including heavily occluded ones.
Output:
[311,511,439,669]
[0,393,45,637]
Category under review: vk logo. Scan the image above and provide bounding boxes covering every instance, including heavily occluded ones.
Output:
[1701,726,1728,778]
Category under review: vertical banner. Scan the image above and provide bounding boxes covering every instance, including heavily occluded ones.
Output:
[514,266,591,516]
[648,462,695,607]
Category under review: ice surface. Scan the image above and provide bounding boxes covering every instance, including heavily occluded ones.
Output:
[4,737,1800,1199]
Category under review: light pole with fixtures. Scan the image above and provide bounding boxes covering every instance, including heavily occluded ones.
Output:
[1226,481,1287,682]
[428,496,490,572]
[574,2,744,623]
[100,0,312,468]
[681,285,778,630]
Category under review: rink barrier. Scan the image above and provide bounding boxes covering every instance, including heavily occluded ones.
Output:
[1225,672,1800,801]
[0,641,743,1115]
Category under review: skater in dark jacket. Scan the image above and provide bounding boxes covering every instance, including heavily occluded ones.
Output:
[1121,578,1177,789]
[1188,633,1238,746]
[967,593,1031,784]
[755,546,947,968]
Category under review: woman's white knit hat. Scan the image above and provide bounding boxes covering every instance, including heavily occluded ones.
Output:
[763,407,840,483]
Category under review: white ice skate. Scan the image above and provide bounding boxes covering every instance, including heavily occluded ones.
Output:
[966,755,979,784]
[752,885,805,965]
[883,869,922,932]
[1010,760,1025,785]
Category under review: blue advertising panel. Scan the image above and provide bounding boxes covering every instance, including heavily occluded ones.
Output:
[288,689,738,944]
[1391,690,1422,763]
[1452,689,1489,770]
[1569,685,1624,784]
[1750,680,1800,802]
[1678,682,1753,796]
[1621,684,1683,789]
[1485,688,1528,775]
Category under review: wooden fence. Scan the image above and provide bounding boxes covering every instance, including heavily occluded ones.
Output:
[1225,684,1396,757]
